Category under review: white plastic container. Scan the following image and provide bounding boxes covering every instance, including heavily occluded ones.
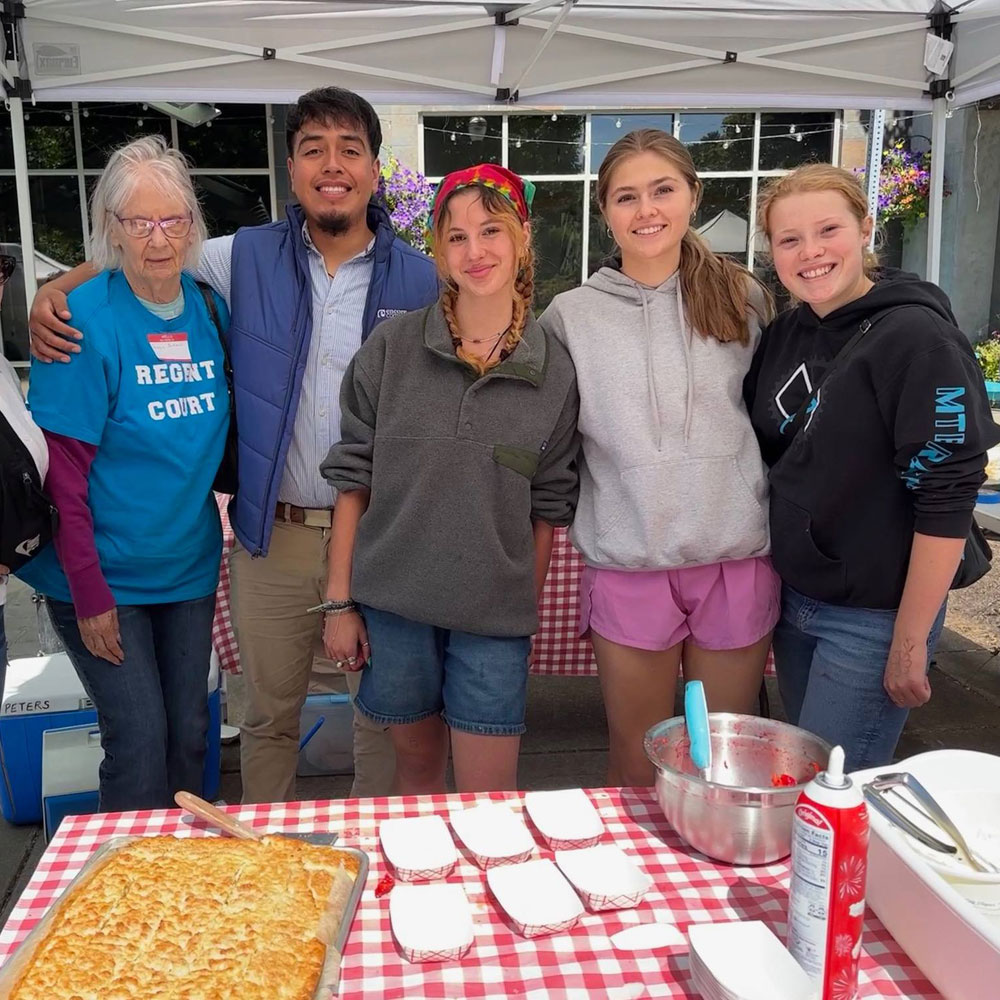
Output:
[854,749,1000,1000]
[555,844,652,911]
[389,883,474,963]
[379,815,458,881]
[487,858,584,937]
[449,802,534,869]
[524,788,603,850]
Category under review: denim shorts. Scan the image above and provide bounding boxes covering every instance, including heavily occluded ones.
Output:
[772,585,946,772]
[354,605,532,737]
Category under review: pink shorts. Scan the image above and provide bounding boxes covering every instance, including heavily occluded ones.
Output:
[579,556,781,652]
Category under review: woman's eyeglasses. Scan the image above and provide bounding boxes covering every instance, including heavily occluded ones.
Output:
[0,254,16,285]
[113,214,193,239]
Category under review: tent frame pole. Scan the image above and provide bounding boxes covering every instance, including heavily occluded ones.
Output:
[865,109,886,250]
[9,96,37,309]
[926,96,947,286]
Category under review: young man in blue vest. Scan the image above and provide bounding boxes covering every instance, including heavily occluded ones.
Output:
[28,87,439,803]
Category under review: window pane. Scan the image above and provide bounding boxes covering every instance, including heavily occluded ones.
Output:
[423,115,502,177]
[694,178,751,258]
[0,178,25,362]
[80,103,172,168]
[590,114,673,173]
[759,112,835,171]
[179,104,268,169]
[587,179,615,275]
[30,176,85,267]
[25,103,76,169]
[679,112,753,172]
[754,261,792,312]
[532,181,583,311]
[194,175,272,238]
[0,108,13,170]
[508,114,584,175]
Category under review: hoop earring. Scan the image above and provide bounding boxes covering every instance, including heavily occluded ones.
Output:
[606,226,614,239]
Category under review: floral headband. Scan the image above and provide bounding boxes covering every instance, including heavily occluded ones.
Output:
[430,163,536,227]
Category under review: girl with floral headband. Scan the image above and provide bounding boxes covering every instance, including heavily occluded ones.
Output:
[321,163,579,794]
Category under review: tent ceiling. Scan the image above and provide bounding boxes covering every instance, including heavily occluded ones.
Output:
[12,0,1000,109]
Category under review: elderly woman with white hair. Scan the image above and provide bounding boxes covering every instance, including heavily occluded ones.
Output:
[17,135,229,811]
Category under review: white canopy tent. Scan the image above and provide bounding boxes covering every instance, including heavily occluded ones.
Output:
[5,0,1000,308]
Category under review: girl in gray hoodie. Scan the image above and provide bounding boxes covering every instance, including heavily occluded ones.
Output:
[540,129,777,787]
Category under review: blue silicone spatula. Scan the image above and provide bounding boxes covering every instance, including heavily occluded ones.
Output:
[684,680,712,781]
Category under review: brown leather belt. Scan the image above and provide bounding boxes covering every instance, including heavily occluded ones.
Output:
[274,502,333,528]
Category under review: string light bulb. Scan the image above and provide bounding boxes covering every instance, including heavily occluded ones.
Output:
[794,132,803,142]
[137,118,144,127]
[82,109,89,118]
[64,113,71,122]
[550,113,557,122]
[615,117,622,128]
[515,138,522,149]
[450,132,457,142]
[734,123,742,134]
[789,124,796,135]
[722,140,730,149]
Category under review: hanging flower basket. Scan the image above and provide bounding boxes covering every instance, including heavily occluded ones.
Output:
[857,141,940,229]
[376,153,435,254]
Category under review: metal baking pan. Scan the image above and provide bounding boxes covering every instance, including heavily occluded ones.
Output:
[0,834,369,1000]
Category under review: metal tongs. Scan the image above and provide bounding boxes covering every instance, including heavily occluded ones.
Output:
[863,772,1000,874]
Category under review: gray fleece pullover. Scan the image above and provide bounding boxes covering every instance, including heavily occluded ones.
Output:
[321,301,579,637]
[539,266,769,571]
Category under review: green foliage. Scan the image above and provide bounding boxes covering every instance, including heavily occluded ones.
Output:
[975,330,1000,382]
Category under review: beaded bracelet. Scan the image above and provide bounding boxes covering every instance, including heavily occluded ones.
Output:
[307,599,358,615]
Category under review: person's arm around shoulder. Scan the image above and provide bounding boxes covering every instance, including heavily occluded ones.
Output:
[30,236,235,362]
[29,264,100,363]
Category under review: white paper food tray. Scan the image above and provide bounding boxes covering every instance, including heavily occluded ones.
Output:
[524,788,603,850]
[389,883,474,963]
[449,803,534,869]
[555,844,652,911]
[488,858,584,937]
[379,814,458,881]
[854,749,1000,1000]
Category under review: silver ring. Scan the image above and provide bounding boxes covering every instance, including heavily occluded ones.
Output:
[347,656,358,665]
[362,642,371,648]
[334,659,345,668]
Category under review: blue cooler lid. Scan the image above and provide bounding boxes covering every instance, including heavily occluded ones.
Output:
[977,491,1000,504]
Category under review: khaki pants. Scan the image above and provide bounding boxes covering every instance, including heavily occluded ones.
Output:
[231,519,395,802]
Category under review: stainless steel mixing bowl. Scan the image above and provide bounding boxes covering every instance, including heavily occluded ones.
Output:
[644,713,833,866]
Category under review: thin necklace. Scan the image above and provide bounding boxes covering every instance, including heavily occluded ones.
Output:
[456,331,506,344]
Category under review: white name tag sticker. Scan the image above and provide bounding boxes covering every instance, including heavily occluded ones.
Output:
[147,332,191,361]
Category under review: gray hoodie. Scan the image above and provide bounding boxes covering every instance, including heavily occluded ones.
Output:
[539,266,769,571]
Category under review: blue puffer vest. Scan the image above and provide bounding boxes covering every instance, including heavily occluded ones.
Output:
[228,201,439,556]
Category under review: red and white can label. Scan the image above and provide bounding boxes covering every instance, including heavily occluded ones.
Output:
[788,794,869,1000]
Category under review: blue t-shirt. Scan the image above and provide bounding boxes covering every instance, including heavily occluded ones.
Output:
[19,270,229,606]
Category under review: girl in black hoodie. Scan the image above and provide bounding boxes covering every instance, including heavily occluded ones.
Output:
[744,164,999,770]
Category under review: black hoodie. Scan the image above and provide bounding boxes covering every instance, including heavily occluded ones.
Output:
[744,269,1000,610]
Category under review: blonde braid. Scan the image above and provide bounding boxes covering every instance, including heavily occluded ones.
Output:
[505,241,536,355]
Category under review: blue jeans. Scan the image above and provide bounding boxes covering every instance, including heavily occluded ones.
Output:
[355,605,532,736]
[773,585,946,772]
[0,602,7,697]
[48,595,215,812]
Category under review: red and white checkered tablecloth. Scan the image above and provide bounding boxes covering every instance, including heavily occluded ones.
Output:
[0,790,939,1000]
[212,505,772,680]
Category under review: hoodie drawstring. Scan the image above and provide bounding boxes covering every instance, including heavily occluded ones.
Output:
[638,288,664,452]
[675,280,695,446]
